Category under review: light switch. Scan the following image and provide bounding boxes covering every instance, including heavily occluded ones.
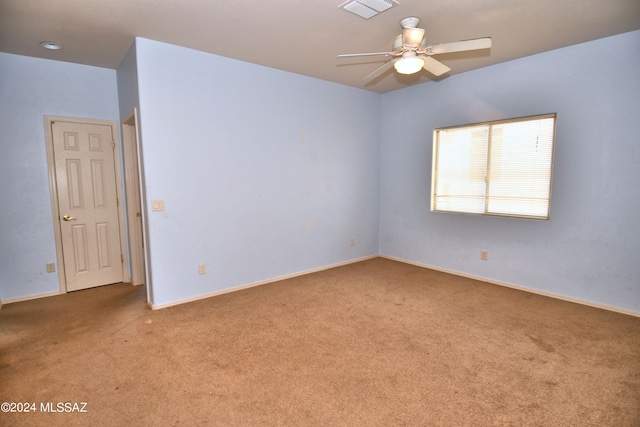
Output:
[151,199,165,212]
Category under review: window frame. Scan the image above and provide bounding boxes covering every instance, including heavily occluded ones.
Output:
[431,113,557,220]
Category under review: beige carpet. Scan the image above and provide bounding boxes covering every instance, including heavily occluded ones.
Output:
[1,257,639,426]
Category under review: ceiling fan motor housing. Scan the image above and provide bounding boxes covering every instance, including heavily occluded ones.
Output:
[393,33,427,50]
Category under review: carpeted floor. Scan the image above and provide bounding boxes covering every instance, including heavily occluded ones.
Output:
[1,257,639,426]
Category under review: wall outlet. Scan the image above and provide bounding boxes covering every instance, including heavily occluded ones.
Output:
[481,250,488,261]
[46,262,56,273]
[198,263,206,275]
[349,237,355,246]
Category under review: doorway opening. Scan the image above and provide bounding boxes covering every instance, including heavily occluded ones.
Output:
[121,108,151,305]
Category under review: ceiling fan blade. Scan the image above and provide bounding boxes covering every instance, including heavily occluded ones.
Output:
[402,28,425,48]
[422,56,451,76]
[337,51,394,58]
[364,59,397,82]
[429,37,492,55]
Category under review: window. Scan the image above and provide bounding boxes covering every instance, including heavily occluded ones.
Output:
[431,114,556,220]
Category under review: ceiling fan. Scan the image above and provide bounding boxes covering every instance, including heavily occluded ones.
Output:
[338,17,492,82]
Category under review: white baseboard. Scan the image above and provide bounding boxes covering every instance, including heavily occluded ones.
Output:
[7,254,635,318]
[0,290,62,306]
[380,255,640,318]
[149,255,379,310]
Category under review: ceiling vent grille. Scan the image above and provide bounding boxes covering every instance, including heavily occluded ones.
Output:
[338,0,399,19]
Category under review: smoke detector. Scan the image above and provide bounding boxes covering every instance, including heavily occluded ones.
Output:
[40,41,62,50]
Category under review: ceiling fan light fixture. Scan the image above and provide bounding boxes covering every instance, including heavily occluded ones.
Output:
[394,56,424,74]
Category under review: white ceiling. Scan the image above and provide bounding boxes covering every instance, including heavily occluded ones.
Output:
[1,0,639,93]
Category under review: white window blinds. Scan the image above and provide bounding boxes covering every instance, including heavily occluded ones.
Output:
[431,114,556,220]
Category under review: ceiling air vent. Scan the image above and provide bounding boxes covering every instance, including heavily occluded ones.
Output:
[338,0,399,20]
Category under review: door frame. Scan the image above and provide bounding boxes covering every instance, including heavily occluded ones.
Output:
[122,108,151,304]
[45,116,128,294]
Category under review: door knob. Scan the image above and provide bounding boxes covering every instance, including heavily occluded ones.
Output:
[62,215,77,221]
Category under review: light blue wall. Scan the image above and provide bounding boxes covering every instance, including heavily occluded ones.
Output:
[134,39,380,306]
[0,53,120,301]
[379,30,640,312]
[116,41,139,121]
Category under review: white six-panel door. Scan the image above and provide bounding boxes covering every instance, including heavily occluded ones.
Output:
[52,120,124,291]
